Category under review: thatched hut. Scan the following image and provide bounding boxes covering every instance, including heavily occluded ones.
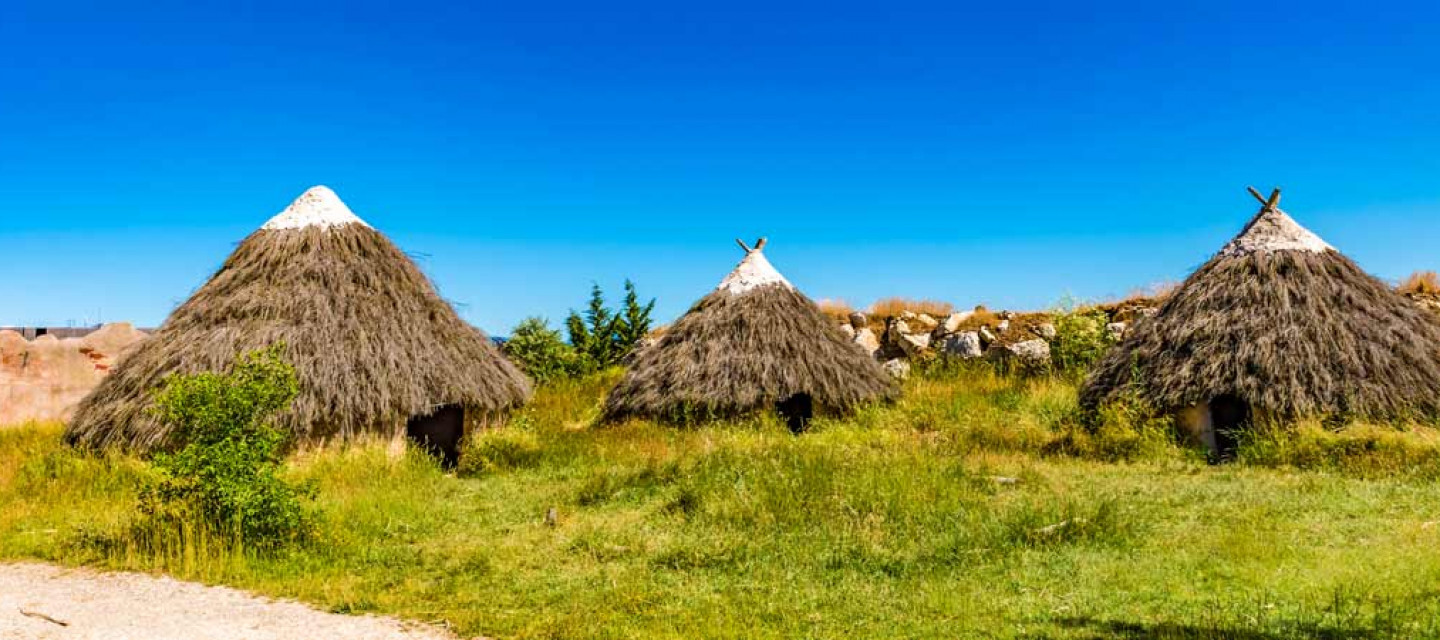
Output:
[67,186,530,458]
[1081,188,1440,453]
[602,238,897,429]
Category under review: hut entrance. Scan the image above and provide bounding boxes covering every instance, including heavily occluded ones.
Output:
[1209,394,1249,462]
[777,393,813,434]
[406,404,465,469]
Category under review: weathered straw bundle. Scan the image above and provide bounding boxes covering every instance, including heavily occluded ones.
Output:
[603,238,896,422]
[1082,188,1440,420]
[67,187,530,450]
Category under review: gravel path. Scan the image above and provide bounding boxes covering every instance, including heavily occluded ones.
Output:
[0,563,459,640]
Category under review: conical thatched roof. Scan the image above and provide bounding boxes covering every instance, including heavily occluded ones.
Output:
[67,186,530,450]
[1081,188,1440,420]
[602,238,897,422]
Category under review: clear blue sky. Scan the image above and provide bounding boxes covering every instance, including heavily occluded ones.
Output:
[4,1,1440,333]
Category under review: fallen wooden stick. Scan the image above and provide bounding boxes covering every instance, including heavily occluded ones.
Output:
[19,607,69,627]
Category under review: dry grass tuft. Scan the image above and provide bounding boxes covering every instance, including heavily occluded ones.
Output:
[967,305,1001,328]
[1125,280,1179,302]
[868,297,954,318]
[815,299,855,324]
[1399,271,1440,296]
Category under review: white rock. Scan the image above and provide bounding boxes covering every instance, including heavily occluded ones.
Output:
[939,311,974,335]
[1011,339,1051,362]
[838,324,856,339]
[913,313,939,331]
[1035,323,1057,340]
[892,331,931,357]
[979,326,997,346]
[1106,322,1127,340]
[882,358,911,380]
[852,328,881,357]
[848,312,868,329]
[997,319,1011,333]
[939,331,983,358]
[988,339,1051,369]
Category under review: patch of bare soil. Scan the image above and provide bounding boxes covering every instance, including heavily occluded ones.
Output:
[0,563,458,640]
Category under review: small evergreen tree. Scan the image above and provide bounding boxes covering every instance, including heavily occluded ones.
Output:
[567,283,617,367]
[566,280,655,368]
[614,279,656,351]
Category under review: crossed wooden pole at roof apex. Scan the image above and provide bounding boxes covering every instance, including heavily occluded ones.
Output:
[735,237,768,253]
[1247,186,1282,210]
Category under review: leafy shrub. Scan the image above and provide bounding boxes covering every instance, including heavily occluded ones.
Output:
[504,317,589,383]
[1049,303,1115,376]
[141,345,312,549]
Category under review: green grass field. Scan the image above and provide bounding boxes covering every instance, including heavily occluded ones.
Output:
[5,366,1440,639]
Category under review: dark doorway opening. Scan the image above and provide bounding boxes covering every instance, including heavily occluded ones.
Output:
[1209,394,1249,463]
[406,404,465,469]
[777,393,813,434]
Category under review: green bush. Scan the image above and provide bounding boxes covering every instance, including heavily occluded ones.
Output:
[504,317,590,383]
[141,344,312,549]
[1049,303,1115,377]
[510,280,656,385]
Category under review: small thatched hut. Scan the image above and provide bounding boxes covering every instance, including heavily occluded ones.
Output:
[1081,188,1440,453]
[67,186,530,457]
[602,238,897,429]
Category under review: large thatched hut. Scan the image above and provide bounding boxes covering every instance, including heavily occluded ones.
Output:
[67,186,530,459]
[603,238,896,429]
[1081,188,1440,453]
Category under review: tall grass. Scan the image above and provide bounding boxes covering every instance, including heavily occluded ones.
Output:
[7,369,1440,638]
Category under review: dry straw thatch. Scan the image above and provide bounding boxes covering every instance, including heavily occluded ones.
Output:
[1082,188,1440,420]
[603,238,897,422]
[67,187,530,450]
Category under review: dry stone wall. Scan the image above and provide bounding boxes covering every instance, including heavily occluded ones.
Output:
[840,302,1158,378]
[845,291,1440,379]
